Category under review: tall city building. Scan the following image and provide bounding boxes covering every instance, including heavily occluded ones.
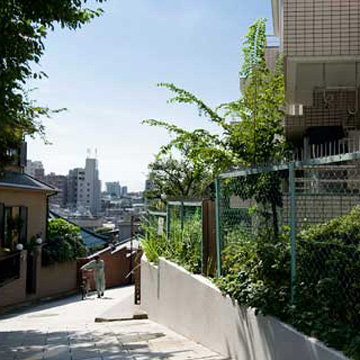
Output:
[44,173,68,208]
[25,160,45,180]
[67,157,101,216]
[106,181,121,197]
[85,157,101,215]
[67,168,85,210]
[121,186,128,197]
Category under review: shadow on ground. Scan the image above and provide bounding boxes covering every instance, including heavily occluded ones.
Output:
[0,328,222,360]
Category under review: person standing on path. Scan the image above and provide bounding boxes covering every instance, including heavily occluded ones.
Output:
[81,255,106,298]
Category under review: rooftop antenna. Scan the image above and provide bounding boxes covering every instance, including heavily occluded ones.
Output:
[87,148,91,158]
[95,148,98,159]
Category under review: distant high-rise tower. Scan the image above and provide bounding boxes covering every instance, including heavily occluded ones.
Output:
[85,157,101,215]
[67,155,101,215]
[106,181,121,197]
[121,186,128,197]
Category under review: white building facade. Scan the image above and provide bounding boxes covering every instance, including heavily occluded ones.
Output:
[67,158,101,215]
[25,160,44,179]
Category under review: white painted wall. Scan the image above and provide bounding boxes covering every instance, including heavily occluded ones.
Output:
[141,256,349,360]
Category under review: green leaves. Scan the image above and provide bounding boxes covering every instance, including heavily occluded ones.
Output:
[0,0,106,170]
[140,210,202,274]
[143,19,286,202]
[42,219,87,266]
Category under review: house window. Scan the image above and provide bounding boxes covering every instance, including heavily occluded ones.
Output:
[0,205,28,250]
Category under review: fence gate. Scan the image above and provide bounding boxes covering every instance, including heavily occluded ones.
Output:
[26,250,37,294]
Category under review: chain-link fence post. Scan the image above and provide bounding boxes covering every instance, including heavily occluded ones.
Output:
[180,200,185,231]
[215,178,222,277]
[200,202,204,274]
[166,203,170,240]
[289,161,297,304]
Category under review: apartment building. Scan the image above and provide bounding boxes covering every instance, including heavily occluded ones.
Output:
[272,0,360,158]
[67,168,85,211]
[44,173,68,208]
[67,158,101,216]
[106,181,121,198]
[84,157,101,216]
[121,186,128,197]
[25,160,45,181]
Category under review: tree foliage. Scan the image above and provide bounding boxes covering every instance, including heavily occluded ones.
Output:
[145,154,212,200]
[143,18,285,200]
[42,219,87,266]
[0,0,106,170]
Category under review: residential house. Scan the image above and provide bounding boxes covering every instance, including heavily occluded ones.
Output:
[0,144,56,254]
[0,143,57,306]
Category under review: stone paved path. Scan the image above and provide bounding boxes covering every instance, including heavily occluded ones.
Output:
[0,287,225,360]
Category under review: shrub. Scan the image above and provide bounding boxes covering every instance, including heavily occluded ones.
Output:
[294,206,360,359]
[138,217,168,264]
[216,227,291,317]
[42,219,87,266]
[217,207,360,359]
[139,210,202,274]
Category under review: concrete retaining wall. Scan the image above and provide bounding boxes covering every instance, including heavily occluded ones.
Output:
[141,256,348,360]
[37,261,78,299]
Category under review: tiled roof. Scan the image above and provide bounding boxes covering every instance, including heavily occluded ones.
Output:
[0,172,57,192]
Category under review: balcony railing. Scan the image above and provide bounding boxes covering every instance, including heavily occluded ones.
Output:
[292,138,360,161]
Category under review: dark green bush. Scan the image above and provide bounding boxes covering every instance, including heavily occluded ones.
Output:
[216,227,291,317]
[42,219,87,266]
[216,206,360,359]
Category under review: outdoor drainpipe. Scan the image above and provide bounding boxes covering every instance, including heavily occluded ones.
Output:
[45,190,58,241]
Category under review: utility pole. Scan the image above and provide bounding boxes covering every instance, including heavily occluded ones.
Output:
[129,215,134,284]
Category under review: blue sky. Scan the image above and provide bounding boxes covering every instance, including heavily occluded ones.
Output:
[27,0,273,191]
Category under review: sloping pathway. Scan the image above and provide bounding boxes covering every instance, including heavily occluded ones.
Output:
[0,286,226,360]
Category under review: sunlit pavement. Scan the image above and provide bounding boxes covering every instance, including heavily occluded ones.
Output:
[0,286,226,360]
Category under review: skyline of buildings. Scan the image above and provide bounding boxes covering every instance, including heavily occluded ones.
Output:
[25,155,135,216]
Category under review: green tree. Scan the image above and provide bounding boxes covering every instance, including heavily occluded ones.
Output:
[143,19,285,202]
[42,219,87,266]
[0,0,106,170]
[222,18,286,166]
[146,154,211,200]
[143,118,230,199]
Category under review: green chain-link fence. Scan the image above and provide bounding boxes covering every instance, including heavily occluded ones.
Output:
[147,209,167,237]
[167,200,203,273]
[215,152,360,356]
[293,161,360,334]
